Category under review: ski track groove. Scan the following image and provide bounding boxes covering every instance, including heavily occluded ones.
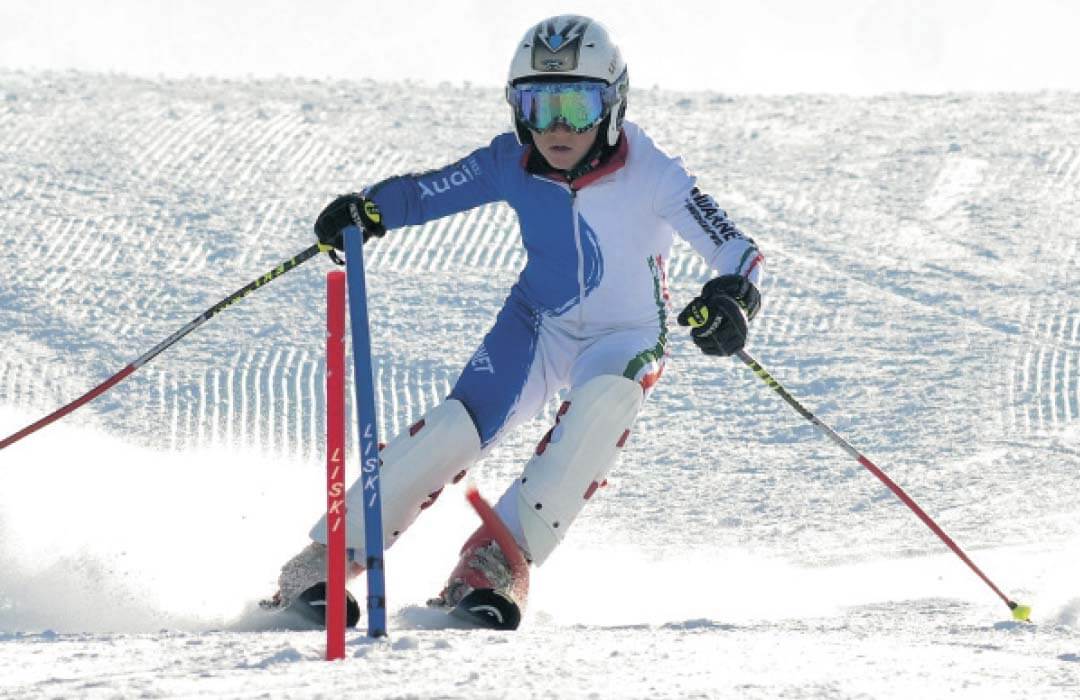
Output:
[279,348,295,461]
[231,111,301,195]
[127,107,190,174]
[142,110,217,185]
[276,115,326,193]
[224,363,236,448]
[760,227,1079,449]
[276,133,316,195]
[239,353,252,453]
[196,106,268,194]
[146,349,467,456]
[210,106,285,198]
[1045,144,1080,199]
[164,110,229,188]
[285,131,328,194]
[305,353,319,463]
[266,348,283,455]
[41,218,78,274]
[2,110,46,156]
[239,199,286,270]
[249,348,268,454]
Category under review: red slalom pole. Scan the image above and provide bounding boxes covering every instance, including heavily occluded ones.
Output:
[325,270,347,660]
[736,349,1031,621]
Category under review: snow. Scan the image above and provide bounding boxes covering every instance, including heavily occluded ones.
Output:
[3,1,1080,94]
[1,71,1079,697]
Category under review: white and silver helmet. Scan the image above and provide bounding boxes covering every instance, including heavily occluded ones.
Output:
[506,15,629,147]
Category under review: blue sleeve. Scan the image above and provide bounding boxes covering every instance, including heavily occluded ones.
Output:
[363,134,521,229]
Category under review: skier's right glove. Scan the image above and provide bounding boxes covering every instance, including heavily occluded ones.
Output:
[314,193,387,251]
[677,274,761,356]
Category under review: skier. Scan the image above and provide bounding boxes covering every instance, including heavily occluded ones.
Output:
[270,14,764,628]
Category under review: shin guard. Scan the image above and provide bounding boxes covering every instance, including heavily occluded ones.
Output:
[503,374,643,565]
[308,399,481,556]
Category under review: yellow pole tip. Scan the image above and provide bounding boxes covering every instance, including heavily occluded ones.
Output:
[1011,604,1032,622]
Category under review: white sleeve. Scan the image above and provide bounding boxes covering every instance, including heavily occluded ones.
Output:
[653,159,764,286]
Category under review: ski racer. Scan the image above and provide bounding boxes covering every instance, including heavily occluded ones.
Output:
[270,14,765,627]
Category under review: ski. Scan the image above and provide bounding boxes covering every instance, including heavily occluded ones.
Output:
[448,588,522,631]
[259,583,361,630]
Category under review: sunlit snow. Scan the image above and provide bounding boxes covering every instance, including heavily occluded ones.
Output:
[2,13,1079,698]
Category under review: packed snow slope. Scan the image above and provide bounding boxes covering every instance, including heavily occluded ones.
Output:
[1,72,1078,698]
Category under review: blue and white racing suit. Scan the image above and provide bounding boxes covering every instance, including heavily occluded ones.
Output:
[366,120,764,452]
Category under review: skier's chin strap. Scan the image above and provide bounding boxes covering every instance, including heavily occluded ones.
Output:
[565,128,615,182]
[525,122,626,186]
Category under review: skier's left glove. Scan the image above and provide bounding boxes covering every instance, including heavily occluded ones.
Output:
[677,274,761,356]
[314,193,387,251]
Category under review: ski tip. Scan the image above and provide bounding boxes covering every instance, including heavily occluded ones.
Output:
[451,588,522,631]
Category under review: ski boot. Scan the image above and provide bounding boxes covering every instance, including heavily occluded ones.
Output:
[262,542,362,627]
[428,524,529,630]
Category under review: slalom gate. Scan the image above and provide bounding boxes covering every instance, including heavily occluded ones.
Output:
[325,270,347,660]
[322,227,388,659]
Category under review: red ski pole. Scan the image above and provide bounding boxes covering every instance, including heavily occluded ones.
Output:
[1,243,334,452]
[736,349,1031,621]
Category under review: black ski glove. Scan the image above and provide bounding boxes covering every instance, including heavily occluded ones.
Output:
[314,193,387,251]
[677,274,761,356]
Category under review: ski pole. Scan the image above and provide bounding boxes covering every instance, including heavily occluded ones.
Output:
[735,349,1031,621]
[0,242,336,452]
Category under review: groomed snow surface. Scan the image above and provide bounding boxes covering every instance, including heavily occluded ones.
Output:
[1,72,1078,698]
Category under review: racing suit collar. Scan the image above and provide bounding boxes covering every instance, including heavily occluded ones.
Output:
[522,130,628,190]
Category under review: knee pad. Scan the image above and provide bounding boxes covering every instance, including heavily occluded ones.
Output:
[507,374,643,565]
[309,399,481,553]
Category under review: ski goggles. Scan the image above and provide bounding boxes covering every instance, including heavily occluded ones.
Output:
[507,81,618,133]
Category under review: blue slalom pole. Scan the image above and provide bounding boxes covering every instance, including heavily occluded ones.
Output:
[343,225,387,638]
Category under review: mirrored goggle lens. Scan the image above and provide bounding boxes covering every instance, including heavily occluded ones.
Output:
[512,83,609,133]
